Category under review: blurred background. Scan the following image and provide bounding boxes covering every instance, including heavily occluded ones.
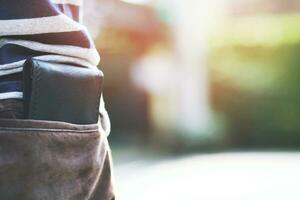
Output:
[84,0,300,199]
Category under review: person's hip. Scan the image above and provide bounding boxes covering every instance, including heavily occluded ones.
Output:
[0,99,115,199]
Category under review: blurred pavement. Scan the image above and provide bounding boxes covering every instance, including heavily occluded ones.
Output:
[113,152,300,200]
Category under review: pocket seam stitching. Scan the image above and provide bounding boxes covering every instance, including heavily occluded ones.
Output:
[0,127,99,134]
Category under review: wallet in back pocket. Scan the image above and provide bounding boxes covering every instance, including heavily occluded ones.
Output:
[23,58,103,124]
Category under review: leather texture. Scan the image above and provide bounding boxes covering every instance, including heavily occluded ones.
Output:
[23,59,103,124]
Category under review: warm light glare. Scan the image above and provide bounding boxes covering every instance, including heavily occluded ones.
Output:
[120,0,150,5]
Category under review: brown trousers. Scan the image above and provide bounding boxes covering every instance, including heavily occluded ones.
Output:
[0,99,115,200]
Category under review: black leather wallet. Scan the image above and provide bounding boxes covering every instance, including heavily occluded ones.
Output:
[23,58,103,124]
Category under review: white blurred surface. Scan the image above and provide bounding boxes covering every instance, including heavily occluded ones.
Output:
[114,152,300,200]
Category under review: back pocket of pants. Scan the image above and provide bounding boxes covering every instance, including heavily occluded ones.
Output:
[0,119,114,200]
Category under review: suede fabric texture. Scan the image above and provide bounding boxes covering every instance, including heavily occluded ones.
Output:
[0,100,115,200]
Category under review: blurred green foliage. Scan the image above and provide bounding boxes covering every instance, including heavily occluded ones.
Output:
[209,14,300,148]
